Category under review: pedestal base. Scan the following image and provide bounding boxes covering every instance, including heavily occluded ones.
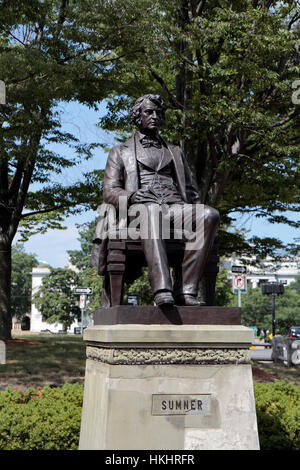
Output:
[79,322,259,450]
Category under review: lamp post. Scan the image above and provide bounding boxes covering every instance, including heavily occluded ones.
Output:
[261,282,284,337]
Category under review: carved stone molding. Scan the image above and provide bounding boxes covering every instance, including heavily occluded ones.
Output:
[86,346,250,365]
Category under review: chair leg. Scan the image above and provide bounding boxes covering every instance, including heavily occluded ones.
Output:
[107,245,126,306]
[109,270,125,306]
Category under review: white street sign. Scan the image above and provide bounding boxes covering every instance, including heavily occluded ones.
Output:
[75,287,93,295]
[231,265,247,274]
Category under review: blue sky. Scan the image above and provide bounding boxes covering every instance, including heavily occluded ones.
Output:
[16,101,299,267]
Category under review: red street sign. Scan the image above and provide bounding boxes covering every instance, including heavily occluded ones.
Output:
[79,295,86,309]
[232,274,247,293]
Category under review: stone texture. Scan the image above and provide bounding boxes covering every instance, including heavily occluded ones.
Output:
[83,323,253,347]
[86,345,251,365]
[79,324,259,450]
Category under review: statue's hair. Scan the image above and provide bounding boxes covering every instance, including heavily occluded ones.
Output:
[130,94,167,126]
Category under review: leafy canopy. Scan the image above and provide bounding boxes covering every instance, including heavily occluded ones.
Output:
[33,267,81,329]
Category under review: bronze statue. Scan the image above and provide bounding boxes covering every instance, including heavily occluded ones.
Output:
[92,94,219,307]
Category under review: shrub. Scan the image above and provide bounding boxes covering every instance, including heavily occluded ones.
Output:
[254,382,300,450]
[0,381,299,450]
[0,383,83,450]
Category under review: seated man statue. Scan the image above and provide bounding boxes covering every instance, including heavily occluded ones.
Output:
[94,94,220,307]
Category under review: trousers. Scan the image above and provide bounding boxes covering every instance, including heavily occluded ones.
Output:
[129,203,220,296]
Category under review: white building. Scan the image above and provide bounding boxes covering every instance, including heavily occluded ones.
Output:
[29,256,299,332]
[30,262,93,333]
[225,256,300,289]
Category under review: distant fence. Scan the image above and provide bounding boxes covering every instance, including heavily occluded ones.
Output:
[272,336,300,367]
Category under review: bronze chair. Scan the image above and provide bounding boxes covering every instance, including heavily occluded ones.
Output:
[104,235,219,307]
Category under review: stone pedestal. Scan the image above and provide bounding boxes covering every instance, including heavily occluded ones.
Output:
[79,320,260,450]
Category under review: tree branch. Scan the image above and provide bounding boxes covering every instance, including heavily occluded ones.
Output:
[21,205,65,219]
[148,67,182,109]
[8,160,24,200]
[196,0,206,16]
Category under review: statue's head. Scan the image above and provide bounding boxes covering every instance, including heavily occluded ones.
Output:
[130,94,167,132]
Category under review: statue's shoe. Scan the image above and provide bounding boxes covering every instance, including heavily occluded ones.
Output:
[154,292,175,306]
[175,295,206,306]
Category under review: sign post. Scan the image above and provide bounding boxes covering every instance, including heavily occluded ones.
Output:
[261,282,284,337]
[79,295,86,335]
[75,287,93,334]
[232,273,247,308]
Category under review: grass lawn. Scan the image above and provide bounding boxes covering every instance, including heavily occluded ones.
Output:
[0,331,299,390]
[0,331,86,390]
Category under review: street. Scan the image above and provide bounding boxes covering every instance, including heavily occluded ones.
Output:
[251,347,273,362]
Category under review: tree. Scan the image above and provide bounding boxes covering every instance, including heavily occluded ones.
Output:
[0,1,109,338]
[68,219,154,306]
[91,0,300,259]
[68,220,97,272]
[11,243,38,321]
[239,277,300,334]
[237,284,272,332]
[33,267,81,331]
[214,269,234,306]
[275,276,300,333]
[125,268,154,306]
[1,0,299,338]
[67,220,102,313]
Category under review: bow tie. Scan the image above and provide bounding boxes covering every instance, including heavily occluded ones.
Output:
[141,137,162,149]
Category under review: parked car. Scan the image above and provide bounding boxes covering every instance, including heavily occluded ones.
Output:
[288,326,300,340]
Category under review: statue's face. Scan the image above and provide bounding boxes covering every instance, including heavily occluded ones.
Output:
[139,99,163,132]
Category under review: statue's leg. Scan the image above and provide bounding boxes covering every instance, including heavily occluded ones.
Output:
[173,204,220,296]
[139,203,173,295]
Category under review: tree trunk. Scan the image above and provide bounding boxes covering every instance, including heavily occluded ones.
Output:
[0,238,12,339]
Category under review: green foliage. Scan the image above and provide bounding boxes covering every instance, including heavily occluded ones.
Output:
[79,266,102,313]
[0,0,105,238]
[0,0,107,338]
[0,383,83,450]
[33,268,81,330]
[239,276,300,334]
[125,268,154,306]
[1,0,299,339]
[11,243,38,320]
[275,276,300,332]
[68,219,154,307]
[0,381,299,450]
[214,269,234,306]
[92,0,300,257]
[254,382,300,450]
[68,220,97,271]
[67,219,102,311]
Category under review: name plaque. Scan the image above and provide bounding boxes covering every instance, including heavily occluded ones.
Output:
[152,394,211,416]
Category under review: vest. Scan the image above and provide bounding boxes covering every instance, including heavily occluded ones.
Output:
[136,137,183,204]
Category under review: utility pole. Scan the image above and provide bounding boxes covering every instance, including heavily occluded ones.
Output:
[261,282,284,338]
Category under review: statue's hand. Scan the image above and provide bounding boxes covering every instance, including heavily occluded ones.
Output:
[130,189,158,204]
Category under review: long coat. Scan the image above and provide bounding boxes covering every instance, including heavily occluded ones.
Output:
[91,132,200,277]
